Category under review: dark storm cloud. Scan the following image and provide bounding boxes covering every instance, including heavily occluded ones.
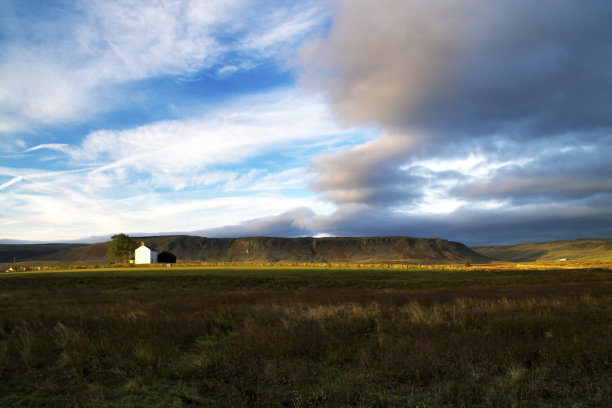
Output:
[290,0,612,242]
[309,132,425,206]
[298,0,612,137]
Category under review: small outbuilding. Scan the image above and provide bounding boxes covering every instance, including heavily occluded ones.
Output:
[135,242,158,264]
[158,251,177,264]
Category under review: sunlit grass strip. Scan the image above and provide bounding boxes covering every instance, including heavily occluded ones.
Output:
[4,258,612,273]
[1,265,611,295]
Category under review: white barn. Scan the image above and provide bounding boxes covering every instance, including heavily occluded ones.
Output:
[135,242,158,264]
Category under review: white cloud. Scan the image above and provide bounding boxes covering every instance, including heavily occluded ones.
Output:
[239,4,327,58]
[0,89,349,241]
[59,90,340,187]
[26,144,70,153]
[0,0,327,132]
[0,166,91,191]
[0,184,327,241]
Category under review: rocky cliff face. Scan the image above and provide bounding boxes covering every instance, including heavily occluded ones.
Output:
[136,236,491,263]
[2,235,492,264]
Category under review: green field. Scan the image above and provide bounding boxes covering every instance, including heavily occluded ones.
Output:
[474,238,612,262]
[1,265,611,407]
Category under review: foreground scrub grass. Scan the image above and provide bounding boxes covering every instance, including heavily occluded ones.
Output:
[0,267,610,407]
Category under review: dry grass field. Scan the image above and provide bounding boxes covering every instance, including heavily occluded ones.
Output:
[1,263,610,407]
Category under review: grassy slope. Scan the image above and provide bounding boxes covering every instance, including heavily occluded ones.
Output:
[136,235,493,263]
[2,235,493,265]
[0,265,610,407]
[0,243,88,263]
[6,237,612,266]
[474,238,612,262]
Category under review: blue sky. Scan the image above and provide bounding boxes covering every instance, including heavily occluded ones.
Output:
[1,0,611,245]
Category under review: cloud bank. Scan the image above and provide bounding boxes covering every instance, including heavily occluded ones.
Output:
[284,0,612,244]
[298,0,612,136]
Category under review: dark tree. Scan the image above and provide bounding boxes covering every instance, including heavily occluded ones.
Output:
[106,233,137,263]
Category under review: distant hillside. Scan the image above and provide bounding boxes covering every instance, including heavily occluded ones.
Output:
[2,236,491,264]
[39,242,110,262]
[473,238,612,262]
[135,236,491,264]
[0,243,88,263]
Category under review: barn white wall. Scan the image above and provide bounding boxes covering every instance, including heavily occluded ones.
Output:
[135,245,158,264]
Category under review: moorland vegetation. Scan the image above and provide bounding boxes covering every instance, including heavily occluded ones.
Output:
[3,236,612,268]
[1,263,610,407]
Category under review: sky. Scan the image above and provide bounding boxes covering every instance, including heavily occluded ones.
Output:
[1,0,611,246]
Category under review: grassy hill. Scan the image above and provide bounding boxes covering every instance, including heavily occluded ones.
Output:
[7,237,612,265]
[1,236,491,265]
[0,243,88,263]
[473,238,612,262]
[132,236,491,264]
